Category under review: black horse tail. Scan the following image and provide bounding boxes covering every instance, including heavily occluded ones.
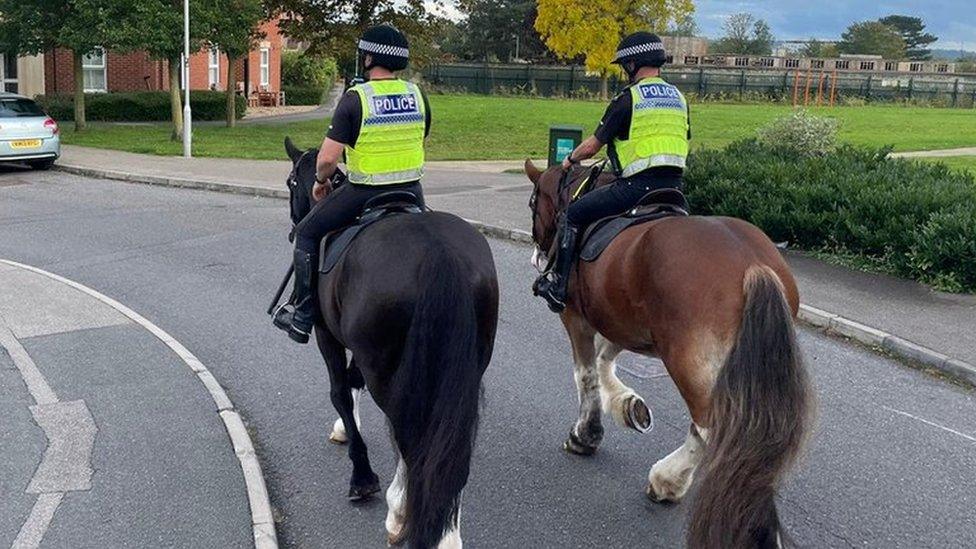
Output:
[688,265,813,549]
[395,246,482,549]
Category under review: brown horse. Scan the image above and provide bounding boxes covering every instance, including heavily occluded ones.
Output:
[525,160,813,548]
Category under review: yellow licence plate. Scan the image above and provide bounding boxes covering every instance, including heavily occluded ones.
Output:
[10,139,42,149]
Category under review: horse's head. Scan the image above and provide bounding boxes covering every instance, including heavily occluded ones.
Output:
[524,159,588,272]
[284,136,324,226]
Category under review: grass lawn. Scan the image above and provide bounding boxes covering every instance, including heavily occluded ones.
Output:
[915,155,976,177]
[61,94,976,161]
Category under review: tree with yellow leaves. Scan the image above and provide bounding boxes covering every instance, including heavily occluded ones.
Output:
[535,0,694,98]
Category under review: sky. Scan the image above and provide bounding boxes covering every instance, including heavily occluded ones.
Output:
[427,1,975,52]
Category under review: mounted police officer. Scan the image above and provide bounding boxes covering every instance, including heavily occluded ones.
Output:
[534,32,691,313]
[274,24,431,343]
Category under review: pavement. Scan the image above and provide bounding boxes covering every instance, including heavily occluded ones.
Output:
[55,145,976,375]
[891,147,976,158]
[1,170,975,548]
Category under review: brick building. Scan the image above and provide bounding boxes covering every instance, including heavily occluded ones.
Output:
[43,19,282,99]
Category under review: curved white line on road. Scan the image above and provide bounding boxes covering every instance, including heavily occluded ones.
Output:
[0,259,278,549]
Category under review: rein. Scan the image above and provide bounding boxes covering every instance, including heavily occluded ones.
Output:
[529,160,608,257]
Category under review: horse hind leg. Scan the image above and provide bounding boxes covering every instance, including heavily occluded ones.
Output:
[595,335,653,433]
[329,360,364,444]
[561,312,604,455]
[385,456,408,546]
[647,423,708,503]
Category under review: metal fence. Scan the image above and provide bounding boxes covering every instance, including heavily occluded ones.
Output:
[422,63,976,108]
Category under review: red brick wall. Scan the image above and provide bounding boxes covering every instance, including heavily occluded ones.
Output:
[43,18,282,95]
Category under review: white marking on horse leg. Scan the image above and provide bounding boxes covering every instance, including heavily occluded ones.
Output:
[595,335,651,432]
[570,349,603,448]
[530,247,547,273]
[436,494,462,549]
[385,458,408,545]
[647,423,708,502]
[329,388,362,444]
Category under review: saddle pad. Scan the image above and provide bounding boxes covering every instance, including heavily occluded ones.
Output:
[579,207,686,263]
[318,205,421,274]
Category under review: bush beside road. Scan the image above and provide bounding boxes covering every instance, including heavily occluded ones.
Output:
[36,91,247,122]
[58,95,976,161]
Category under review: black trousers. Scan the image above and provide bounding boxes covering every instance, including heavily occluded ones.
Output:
[566,174,681,228]
[294,181,424,253]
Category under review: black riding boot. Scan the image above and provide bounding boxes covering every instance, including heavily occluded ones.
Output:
[534,219,579,313]
[287,249,317,344]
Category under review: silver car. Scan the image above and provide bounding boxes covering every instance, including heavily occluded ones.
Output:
[0,92,60,170]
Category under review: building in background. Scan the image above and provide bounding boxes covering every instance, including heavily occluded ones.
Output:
[42,20,282,102]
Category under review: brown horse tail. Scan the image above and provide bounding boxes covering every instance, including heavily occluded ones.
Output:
[688,265,813,549]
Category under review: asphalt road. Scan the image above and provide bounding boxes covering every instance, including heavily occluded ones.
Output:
[2,169,975,548]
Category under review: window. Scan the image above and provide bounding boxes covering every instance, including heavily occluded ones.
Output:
[759,58,774,67]
[860,61,875,70]
[0,54,18,93]
[884,61,898,71]
[734,57,749,67]
[936,63,949,73]
[811,59,825,69]
[684,56,699,65]
[260,47,270,88]
[208,48,221,89]
[0,97,45,118]
[784,58,800,68]
[835,60,850,70]
[909,62,923,72]
[665,55,674,64]
[82,47,107,92]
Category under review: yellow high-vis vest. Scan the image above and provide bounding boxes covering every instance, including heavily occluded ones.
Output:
[346,79,426,185]
[612,77,689,177]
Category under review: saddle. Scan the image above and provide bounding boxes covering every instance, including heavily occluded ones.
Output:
[318,191,423,274]
[578,188,690,263]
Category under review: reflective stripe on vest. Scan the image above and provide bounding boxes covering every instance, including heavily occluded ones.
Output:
[346,80,426,185]
[613,77,689,178]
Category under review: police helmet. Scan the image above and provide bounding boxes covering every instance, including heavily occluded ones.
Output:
[358,25,409,72]
[611,32,667,69]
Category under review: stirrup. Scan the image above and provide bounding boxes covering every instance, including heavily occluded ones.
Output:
[288,324,311,344]
[272,302,294,332]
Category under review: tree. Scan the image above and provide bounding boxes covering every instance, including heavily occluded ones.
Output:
[798,39,839,59]
[668,15,699,37]
[271,0,438,71]
[838,21,906,59]
[878,15,937,60]
[535,0,695,99]
[0,0,118,131]
[117,0,212,140]
[710,12,774,55]
[454,0,548,62]
[203,0,266,127]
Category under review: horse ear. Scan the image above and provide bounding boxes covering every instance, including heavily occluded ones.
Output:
[524,159,542,185]
[284,136,303,164]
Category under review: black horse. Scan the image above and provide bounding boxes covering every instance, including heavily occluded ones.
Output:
[282,138,499,548]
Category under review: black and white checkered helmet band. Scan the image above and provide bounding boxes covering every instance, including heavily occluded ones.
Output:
[614,41,665,62]
[359,40,409,59]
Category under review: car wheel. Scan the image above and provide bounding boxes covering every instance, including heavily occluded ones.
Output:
[28,159,55,171]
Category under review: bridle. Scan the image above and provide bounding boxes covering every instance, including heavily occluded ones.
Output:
[528,161,606,258]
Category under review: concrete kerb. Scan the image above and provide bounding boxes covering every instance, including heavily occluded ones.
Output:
[0,259,278,548]
[56,165,976,390]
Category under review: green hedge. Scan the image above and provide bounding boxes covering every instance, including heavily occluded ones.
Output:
[282,85,325,106]
[35,91,246,122]
[685,140,976,292]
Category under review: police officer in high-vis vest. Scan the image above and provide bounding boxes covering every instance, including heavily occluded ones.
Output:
[535,32,690,313]
[275,24,430,343]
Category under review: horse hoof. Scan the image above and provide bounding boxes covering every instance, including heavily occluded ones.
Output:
[387,528,407,546]
[625,396,654,434]
[563,431,598,456]
[645,483,663,503]
[329,434,348,445]
[347,479,381,501]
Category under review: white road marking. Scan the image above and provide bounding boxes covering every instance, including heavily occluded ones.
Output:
[882,406,976,443]
[0,258,279,548]
[12,492,64,549]
[0,321,58,405]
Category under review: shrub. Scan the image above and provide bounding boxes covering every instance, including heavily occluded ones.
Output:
[282,85,326,106]
[685,140,976,291]
[35,91,246,122]
[282,51,338,89]
[757,109,838,156]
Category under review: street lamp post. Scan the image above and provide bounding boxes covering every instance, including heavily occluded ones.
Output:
[182,0,192,158]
